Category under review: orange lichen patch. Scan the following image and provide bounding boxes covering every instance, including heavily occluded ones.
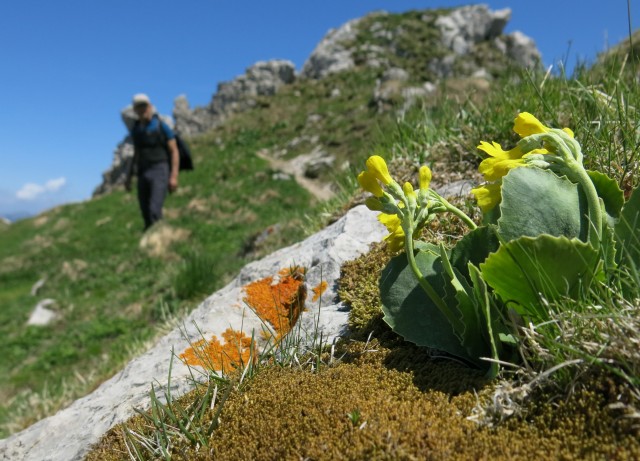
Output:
[311,281,328,302]
[243,266,307,340]
[180,328,256,372]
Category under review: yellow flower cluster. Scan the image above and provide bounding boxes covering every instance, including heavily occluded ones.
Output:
[358,155,433,251]
[471,112,574,212]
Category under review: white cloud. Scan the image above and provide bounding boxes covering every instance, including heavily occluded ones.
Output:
[45,177,66,192]
[16,177,67,201]
[16,183,45,200]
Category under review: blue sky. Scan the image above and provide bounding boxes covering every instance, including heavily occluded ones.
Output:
[0,1,637,218]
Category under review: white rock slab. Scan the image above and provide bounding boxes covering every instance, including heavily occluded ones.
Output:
[26,299,58,326]
[0,205,385,461]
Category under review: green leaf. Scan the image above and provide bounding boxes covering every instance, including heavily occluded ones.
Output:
[468,264,500,378]
[439,245,490,367]
[380,250,474,365]
[615,186,640,270]
[601,222,617,273]
[479,235,601,320]
[498,167,588,242]
[450,225,500,282]
[588,170,624,224]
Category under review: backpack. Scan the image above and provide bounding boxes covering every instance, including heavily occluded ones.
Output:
[143,115,194,171]
[174,133,194,171]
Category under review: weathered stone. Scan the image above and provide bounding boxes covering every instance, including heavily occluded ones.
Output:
[433,179,475,198]
[436,5,511,55]
[172,95,217,138]
[174,60,295,138]
[301,17,364,79]
[503,31,542,69]
[398,84,438,116]
[382,67,409,82]
[27,299,58,326]
[0,205,386,461]
[30,278,46,296]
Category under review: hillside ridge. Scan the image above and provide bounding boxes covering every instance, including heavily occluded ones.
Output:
[93,4,539,197]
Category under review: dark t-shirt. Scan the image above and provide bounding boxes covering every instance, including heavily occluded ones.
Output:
[131,116,175,167]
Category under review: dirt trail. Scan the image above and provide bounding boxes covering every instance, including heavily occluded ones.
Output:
[256,150,335,201]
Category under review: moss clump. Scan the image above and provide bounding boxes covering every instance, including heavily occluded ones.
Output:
[339,241,389,334]
[143,344,636,460]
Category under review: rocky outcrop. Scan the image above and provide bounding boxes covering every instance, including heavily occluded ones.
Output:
[500,30,542,69]
[174,60,296,137]
[430,5,541,77]
[0,205,386,461]
[435,4,511,55]
[300,17,364,79]
[94,4,542,199]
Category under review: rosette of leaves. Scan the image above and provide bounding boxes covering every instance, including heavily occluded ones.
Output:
[379,153,639,377]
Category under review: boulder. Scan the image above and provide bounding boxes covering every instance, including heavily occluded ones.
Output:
[27,299,58,326]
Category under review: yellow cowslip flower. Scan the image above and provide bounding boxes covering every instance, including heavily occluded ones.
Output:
[477,141,527,181]
[477,140,551,181]
[471,183,502,212]
[513,112,549,137]
[378,213,405,252]
[366,155,393,185]
[357,170,384,197]
[514,112,574,139]
[479,157,527,181]
[472,112,577,213]
[419,165,432,191]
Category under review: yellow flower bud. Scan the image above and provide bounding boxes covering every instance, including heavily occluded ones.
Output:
[366,155,393,185]
[402,181,415,197]
[513,112,549,137]
[357,171,384,197]
[419,166,432,191]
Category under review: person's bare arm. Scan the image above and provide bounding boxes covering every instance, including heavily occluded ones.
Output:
[167,139,179,192]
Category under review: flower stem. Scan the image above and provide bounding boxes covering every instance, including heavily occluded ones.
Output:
[434,194,478,230]
[403,216,464,334]
[571,160,602,248]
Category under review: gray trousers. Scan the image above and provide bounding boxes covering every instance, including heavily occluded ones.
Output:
[137,162,169,230]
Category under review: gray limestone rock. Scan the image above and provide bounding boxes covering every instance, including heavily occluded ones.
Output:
[436,5,511,55]
[174,60,295,138]
[503,31,542,69]
[300,17,363,79]
[0,205,386,461]
[27,299,58,326]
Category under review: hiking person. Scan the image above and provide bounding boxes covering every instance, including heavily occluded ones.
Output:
[124,93,180,230]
